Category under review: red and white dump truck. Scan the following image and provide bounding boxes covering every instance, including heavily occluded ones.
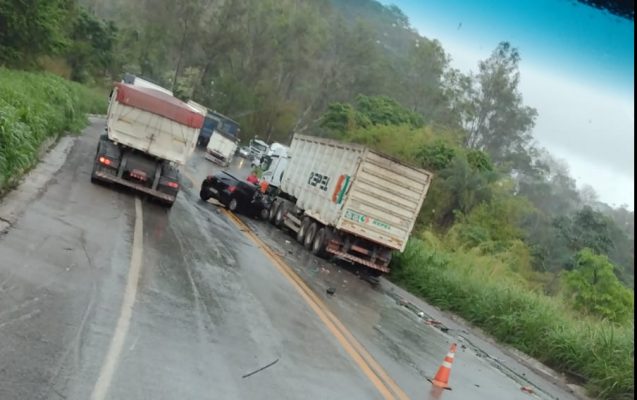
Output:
[90,82,204,207]
[267,135,433,275]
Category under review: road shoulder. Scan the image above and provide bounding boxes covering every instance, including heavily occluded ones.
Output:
[0,135,78,234]
[381,279,591,400]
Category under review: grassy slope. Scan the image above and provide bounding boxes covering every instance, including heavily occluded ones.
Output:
[0,68,107,191]
[391,238,634,400]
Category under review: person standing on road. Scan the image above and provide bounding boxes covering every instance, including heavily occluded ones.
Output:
[246,171,259,185]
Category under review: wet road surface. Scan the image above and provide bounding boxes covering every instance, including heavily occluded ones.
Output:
[0,118,581,400]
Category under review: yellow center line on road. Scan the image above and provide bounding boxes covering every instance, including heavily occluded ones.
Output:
[183,161,408,398]
[91,197,144,400]
[222,209,411,400]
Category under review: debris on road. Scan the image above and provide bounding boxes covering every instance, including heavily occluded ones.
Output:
[242,358,280,379]
[326,287,336,295]
[520,386,535,394]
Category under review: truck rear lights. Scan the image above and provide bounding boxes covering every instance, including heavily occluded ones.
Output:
[98,156,112,166]
[167,181,179,189]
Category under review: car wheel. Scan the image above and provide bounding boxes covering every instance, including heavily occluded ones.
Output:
[296,217,310,243]
[259,207,269,220]
[200,190,210,201]
[312,227,328,257]
[304,222,318,250]
[228,197,239,212]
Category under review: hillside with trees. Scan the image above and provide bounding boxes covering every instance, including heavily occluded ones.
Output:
[1,0,633,397]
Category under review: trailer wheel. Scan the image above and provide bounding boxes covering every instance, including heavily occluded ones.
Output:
[312,227,328,257]
[304,222,318,250]
[296,217,310,243]
[274,202,287,227]
[268,201,278,223]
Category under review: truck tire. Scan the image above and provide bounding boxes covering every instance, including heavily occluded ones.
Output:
[90,163,99,184]
[296,217,310,243]
[312,227,329,257]
[90,141,102,184]
[268,201,279,223]
[274,202,287,227]
[304,222,318,250]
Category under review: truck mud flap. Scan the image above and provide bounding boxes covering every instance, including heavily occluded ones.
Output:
[93,171,176,202]
[326,248,390,274]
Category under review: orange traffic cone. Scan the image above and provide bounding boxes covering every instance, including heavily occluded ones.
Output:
[428,343,457,390]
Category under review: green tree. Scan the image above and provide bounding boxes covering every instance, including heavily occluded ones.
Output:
[320,95,422,135]
[563,249,634,323]
[67,9,118,82]
[0,0,74,66]
[426,156,496,227]
[458,42,538,172]
[415,140,456,171]
[554,206,615,258]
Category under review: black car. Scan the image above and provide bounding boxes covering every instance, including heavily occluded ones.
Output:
[200,171,269,217]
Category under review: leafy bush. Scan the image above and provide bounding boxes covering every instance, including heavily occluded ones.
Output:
[391,238,634,400]
[320,95,424,135]
[415,139,456,170]
[0,68,107,190]
[563,249,634,324]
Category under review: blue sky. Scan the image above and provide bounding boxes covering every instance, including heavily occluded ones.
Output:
[381,0,634,209]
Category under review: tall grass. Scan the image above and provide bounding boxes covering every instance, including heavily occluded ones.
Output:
[0,68,107,191]
[391,238,634,400]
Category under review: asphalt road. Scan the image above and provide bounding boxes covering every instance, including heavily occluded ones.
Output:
[0,118,582,400]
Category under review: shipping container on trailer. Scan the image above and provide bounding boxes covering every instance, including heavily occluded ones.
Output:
[270,134,432,274]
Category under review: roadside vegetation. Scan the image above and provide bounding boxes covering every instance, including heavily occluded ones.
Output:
[320,92,634,399]
[1,0,633,397]
[0,69,106,192]
[0,0,111,192]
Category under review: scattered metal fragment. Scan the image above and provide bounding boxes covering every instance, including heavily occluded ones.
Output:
[242,358,279,379]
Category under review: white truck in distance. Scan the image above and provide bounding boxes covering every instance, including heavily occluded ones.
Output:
[249,138,269,166]
[91,82,204,207]
[205,130,238,167]
[267,135,433,275]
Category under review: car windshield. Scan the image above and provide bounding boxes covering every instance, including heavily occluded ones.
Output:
[1,1,632,400]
